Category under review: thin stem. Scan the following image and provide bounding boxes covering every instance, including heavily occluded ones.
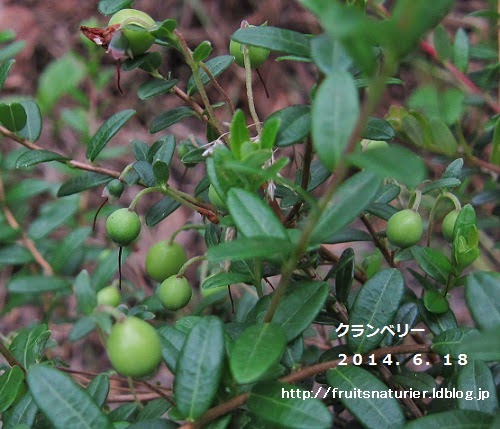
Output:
[360,214,393,266]
[426,194,442,248]
[177,255,206,277]
[243,45,262,135]
[442,192,462,211]
[198,61,235,114]
[0,341,25,373]
[127,376,144,409]
[128,186,162,211]
[169,223,207,244]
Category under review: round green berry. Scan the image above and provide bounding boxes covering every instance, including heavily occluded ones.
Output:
[106,208,141,246]
[106,179,125,199]
[386,209,423,248]
[230,38,270,68]
[157,275,192,311]
[97,285,121,307]
[145,241,187,282]
[442,209,460,242]
[109,9,156,56]
[106,316,162,377]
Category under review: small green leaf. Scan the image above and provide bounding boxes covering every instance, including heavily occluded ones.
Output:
[0,366,25,413]
[491,118,500,166]
[157,326,187,373]
[454,28,469,73]
[0,244,34,265]
[247,382,332,429]
[421,178,461,194]
[145,196,180,226]
[327,365,405,429]
[74,270,97,315]
[149,107,194,133]
[334,248,355,303]
[348,269,405,354]
[17,100,42,142]
[227,188,287,239]
[27,365,113,429]
[266,105,310,147]
[0,58,15,91]
[411,247,453,285]
[86,374,110,408]
[187,55,234,96]
[230,323,286,384]
[232,27,311,58]
[433,25,452,61]
[15,150,68,169]
[136,398,170,421]
[456,360,498,414]
[174,317,224,420]
[138,79,178,100]
[133,160,157,187]
[9,324,51,368]
[122,52,162,74]
[2,391,38,429]
[312,70,359,171]
[57,172,111,197]
[465,271,500,330]
[429,117,458,155]
[0,102,27,132]
[98,0,133,15]
[404,410,493,429]
[87,109,135,162]
[193,41,212,63]
[259,117,280,150]
[229,110,249,159]
[362,117,395,141]
[311,171,382,245]
[432,327,479,357]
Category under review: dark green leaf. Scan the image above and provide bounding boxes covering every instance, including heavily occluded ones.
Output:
[347,145,426,189]
[132,139,149,161]
[348,269,405,353]
[312,70,359,171]
[201,272,252,290]
[0,366,25,413]
[157,326,187,373]
[187,55,234,96]
[27,365,113,429]
[0,102,27,132]
[174,317,224,420]
[98,0,133,15]
[327,365,405,429]
[0,59,15,91]
[417,301,457,336]
[193,41,213,63]
[432,327,479,357]
[2,392,38,429]
[391,371,435,393]
[57,172,111,197]
[137,398,170,421]
[149,135,175,165]
[362,117,395,141]
[335,248,355,303]
[273,282,329,341]
[465,271,500,330]
[91,248,130,290]
[86,374,110,408]
[28,196,79,239]
[15,150,68,169]
[421,178,461,194]
[9,324,50,368]
[456,360,497,414]
[410,247,453,284]
[74,270,97,315]
[491,118,500,166]
[149,107,194,133]
[311,171,382,244]
[87,109,135,161]
[404,410,493,429]
[310,33,352,74]
[8,276,71,293]
[138,79,177,100]
[442,158,464,179]
[145,196,180,226]
[434,25,452,61]
[322,228,372,244]
[458,327,500,361]
[122,52,161,73]
[207,237,292,262]
[49,227,91,273]
[127,419,178,429]
[133,160,157,187]
[230,323,287,384]
[17,100,42,142]
[232,27,311,58]
[227,188,287,239]
[0,244,33,265]
[266,105,310,147]
[69,317,97,342]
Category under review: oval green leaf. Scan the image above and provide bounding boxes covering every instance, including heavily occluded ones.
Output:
[465,271,500,330]
[0,102,27,132]
[57,172,112,197]
[149,106,194,134]
[456,360,497,414]
[15,149,68,169]
[266,105,311,147]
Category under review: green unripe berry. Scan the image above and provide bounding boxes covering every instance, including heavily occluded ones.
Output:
[109,9,156,56]
[145,241,187,282]
[106,208,141,246]
[230,38,270,68]
[208,184,226,210]
[97,285,121,307]
[106,179,125,199]
[157,275,192,311]
[442,209,460,242]
[386,209,423,248]
[106,317,162,377]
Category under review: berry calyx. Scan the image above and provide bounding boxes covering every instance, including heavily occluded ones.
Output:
[386,209,423,248]
[106,316,162,377]
[106,208,141,246]
[145,241,187,282]
[157,275,192,311]
[442,209,460,242]
[108,9,156,56]
[97,285,121,307]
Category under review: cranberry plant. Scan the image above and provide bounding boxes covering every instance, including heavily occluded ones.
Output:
[0,1,499,428]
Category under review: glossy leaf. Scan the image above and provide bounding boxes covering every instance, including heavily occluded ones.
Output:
[15,149,68,169]
[187,55,234,96]
[348,269,405,353]
[230,323,286,384]
[57,172,111,197]
[327,365,405,429]
[174,317,224,420]
[0,102,27,132]
[138,79,178,100]
[27,365,113,429]
[207,237,292,262]
[311,171,382,245]
[456,360,497,414]
[232,26,310,58]
[362,117,395,141]
[149,107,194,133]
[273,281,329,341]
[8,275,71,293]
[227,188,287,239]
[404,410,493,429]
[312,70,359,171]
[266,105,311,147]
[421,178,461,194]
[133,160,157,187]
[9,324,50,368]
[247,382,332,429]
[145,196,180,226]
[465,271,500,330]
